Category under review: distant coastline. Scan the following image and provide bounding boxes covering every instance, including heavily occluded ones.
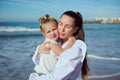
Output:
[1,17,120,24]
[84,17,120,24]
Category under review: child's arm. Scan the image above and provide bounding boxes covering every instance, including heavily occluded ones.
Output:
[49,36,75,56]
[63,36,75,51]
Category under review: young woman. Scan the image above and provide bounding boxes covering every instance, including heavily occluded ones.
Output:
[29,11,89,80]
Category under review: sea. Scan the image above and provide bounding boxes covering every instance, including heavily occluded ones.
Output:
[0,22,120,80]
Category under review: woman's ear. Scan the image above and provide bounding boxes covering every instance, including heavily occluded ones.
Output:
[73,27,78,33]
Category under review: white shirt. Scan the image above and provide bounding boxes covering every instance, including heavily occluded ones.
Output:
[33,38,61,74]
[29,40,87,80]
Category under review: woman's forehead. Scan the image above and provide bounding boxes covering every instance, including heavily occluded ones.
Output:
[60,15,75,26]
[61,15,74,21]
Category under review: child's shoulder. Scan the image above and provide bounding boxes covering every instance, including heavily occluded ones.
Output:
[45,38,57,44]
[36,44,41,50]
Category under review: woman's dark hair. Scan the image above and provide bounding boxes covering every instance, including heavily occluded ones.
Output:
[61,11,89,80]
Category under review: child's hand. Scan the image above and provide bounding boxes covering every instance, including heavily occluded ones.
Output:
[67,36,76,47]
[38,41,50,55]
[62,36,76,51]
[68,36,76,42]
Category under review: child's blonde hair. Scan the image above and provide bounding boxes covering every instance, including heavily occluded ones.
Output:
[39,14,58,33]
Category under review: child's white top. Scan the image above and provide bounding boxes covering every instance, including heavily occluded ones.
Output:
[33,38,61,74]
[30,40,87,80]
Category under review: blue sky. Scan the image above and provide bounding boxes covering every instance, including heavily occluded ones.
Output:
[0,0,120,22]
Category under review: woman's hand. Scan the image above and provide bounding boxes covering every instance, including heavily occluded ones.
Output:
[37,41,50,55]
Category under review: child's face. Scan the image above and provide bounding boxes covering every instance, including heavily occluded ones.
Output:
[42,22,59,41]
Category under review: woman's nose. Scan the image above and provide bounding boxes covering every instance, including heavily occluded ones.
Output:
[60,26,65,32]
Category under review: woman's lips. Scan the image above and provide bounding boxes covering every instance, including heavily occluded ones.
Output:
[60,33,65,36]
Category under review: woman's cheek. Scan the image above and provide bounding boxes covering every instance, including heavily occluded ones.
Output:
[67,30,74,37]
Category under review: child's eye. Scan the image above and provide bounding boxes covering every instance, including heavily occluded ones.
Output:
[46,31,50,33]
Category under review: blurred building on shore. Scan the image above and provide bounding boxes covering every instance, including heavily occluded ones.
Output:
[84,17,120,24]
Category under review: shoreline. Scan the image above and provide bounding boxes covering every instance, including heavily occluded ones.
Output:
[90,74,120,80]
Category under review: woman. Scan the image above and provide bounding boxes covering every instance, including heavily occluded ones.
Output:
[29,11,89,80]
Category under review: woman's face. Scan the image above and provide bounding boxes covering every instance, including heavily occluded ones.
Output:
[58,14,77,42]
[42,22,59,41]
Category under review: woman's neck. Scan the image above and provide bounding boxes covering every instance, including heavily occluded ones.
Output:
[63,38,68,43]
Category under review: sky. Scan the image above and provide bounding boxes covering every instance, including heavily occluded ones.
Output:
[0,0,120,22]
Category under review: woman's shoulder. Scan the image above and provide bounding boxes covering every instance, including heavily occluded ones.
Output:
[73,40,87,52]
[74,40,86,47]
[74,40,87,62]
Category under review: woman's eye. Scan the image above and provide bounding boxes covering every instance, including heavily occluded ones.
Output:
[66,26,71,29]
[53,28,57,31]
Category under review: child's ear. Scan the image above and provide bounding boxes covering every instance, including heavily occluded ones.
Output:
[40,28,44,34]
[40,26,45,35]
[40,29,45,36]
[41,32,45,36]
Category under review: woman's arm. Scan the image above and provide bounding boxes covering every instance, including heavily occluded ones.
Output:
[49,36,75,56]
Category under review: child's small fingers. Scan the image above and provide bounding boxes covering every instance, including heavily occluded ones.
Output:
[43,41,49,45]
[45,46,50,51]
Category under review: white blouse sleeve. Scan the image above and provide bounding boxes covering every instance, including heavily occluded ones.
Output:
[29,40,87,80]
[32,38,58,65]
[32,45,41,65]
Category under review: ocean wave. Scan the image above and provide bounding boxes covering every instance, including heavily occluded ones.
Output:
[88,54,120,60]
[0,33,42,37]
[0,27,40,32]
